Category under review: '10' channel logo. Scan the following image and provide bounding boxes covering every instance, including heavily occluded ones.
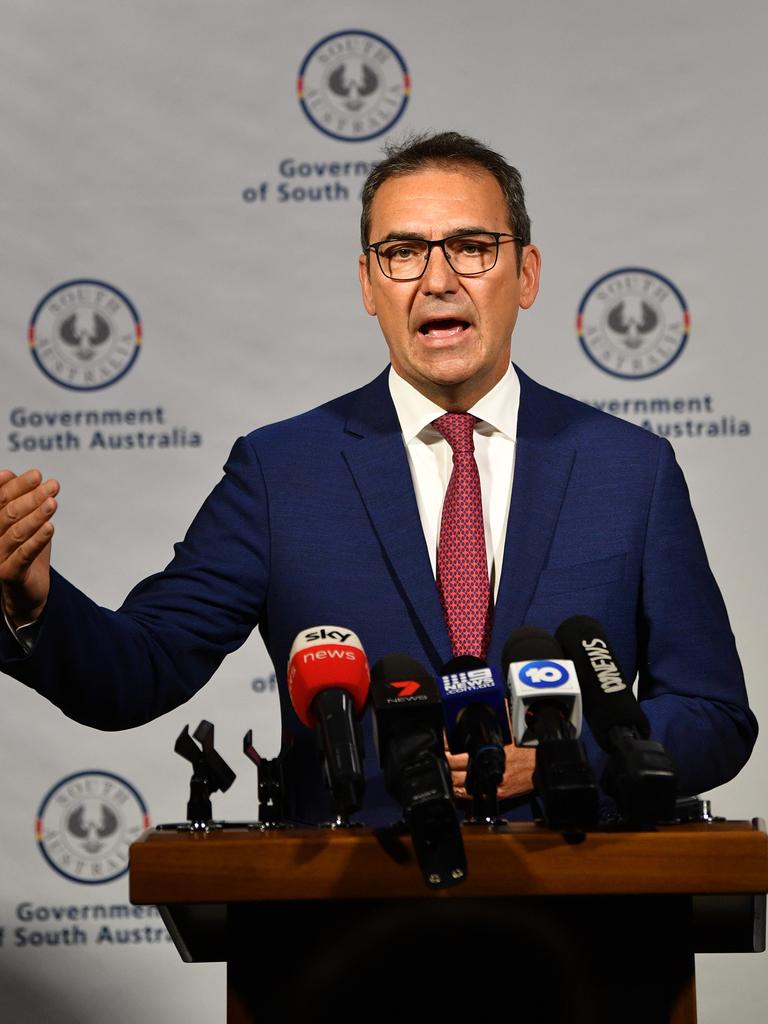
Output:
[518,661,570,689]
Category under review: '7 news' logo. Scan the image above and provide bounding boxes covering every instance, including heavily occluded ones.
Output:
[519,661,570,689]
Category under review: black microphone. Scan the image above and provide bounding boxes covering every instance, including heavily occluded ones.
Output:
[437,655,511,823]
[555,615,677,823]
[370,654,467,888]
[502,628,598,830]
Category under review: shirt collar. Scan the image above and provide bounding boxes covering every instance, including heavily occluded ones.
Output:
[388,363,520,443]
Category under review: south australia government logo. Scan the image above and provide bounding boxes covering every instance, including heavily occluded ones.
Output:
[29,279,142,391]
[36,771,150,884]
[297,30,410,142]
[576,268,690,380]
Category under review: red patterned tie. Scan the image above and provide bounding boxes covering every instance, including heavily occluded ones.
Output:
[433,413,492,657]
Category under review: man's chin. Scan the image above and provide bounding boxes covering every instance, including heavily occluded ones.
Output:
[416,353,482,389]
[405,366,483,406]
[398,353,510,408]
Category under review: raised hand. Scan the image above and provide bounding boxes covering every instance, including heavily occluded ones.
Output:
[0,469,59,627]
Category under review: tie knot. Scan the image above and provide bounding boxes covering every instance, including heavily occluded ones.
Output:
[432,412,476,453]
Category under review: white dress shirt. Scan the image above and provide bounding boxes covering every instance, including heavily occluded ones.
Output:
[388,363,520,602]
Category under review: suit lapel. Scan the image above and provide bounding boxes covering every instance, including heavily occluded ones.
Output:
[341,371,451,666]
[488,437,575,660]
[487,368,576,661]
[341,366,576,667]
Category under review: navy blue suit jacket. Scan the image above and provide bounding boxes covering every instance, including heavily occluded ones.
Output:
[0,366,757,822]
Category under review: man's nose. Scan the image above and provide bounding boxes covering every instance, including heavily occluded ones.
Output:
[419,243,460,294]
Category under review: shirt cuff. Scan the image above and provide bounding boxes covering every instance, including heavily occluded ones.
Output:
[2,607,41,654]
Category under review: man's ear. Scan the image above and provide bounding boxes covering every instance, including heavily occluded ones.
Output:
[359,254,377,316]
[518,245,541,310]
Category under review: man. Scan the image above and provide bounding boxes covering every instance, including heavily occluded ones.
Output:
[0,132,757,823]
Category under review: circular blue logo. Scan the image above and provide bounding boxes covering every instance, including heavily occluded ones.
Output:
[29,279,142,391]
[297,30,410,142]
[35,770,150,885]
[576,267,689,380]
[519,661,570,689]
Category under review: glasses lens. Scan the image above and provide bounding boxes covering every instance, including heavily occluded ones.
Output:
[378,240,429,280]
[374,233,501,279]
[444,233,499,274]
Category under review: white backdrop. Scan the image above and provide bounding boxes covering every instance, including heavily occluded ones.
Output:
[1,2,766,1020]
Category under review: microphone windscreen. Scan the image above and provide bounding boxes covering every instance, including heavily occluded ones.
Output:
[437,655,512,748]
[287,626,369,728]
[441,654,486,675]
[369,655,443,751]
[501,627,563,671]
[371,654,436,694]
[555,615,650,748]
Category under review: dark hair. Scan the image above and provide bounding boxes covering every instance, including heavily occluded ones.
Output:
[360,130,531,267]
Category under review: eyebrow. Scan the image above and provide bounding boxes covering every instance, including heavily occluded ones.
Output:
[375,226,494,243]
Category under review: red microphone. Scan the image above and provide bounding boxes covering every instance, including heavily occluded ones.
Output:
[287,626,370,821]
[288,626,369,726]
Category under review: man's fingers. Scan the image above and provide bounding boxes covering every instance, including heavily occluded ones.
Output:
[446,754,468,792]
[0,470,56,623]
[443,748,469,795]
[444,750,468,770]
[5,485,58,524]
[0,477,59,533]
[0,469,43,508]
[0,522,54,579]
[0,497,57,566]
[16,522,54,565]
[496,744,536,801]
[0,470,57,511]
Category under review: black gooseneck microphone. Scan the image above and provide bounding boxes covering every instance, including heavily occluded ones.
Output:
[437,655,511,823]
[370,654,467,888]
[555,615,678,823]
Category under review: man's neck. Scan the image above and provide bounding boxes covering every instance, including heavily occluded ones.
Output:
[396,368,511,413]
[389,364,519,444]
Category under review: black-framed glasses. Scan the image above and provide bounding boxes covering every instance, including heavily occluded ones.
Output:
[365,231,520,281]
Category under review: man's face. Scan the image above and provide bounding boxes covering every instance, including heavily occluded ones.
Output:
[358,165,540,409]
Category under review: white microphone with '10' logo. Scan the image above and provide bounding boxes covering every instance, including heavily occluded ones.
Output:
[506,643,582,746]
[503,627,598,829]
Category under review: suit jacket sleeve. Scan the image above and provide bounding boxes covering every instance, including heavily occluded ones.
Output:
[0,435,269,728]
[631,437,756,796]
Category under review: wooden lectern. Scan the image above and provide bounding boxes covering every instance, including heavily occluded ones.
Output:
[130,820,768,1024]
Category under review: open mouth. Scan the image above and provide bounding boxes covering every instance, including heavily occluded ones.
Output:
[418,318,471,338]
